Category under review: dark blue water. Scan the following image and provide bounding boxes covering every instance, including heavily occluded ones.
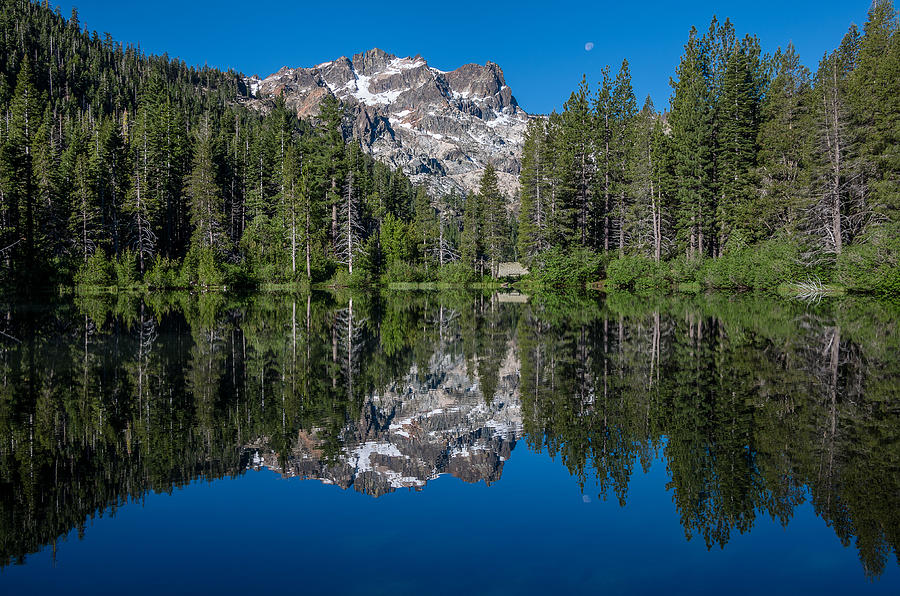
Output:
[4,447,897,595]
[0,292,897,594]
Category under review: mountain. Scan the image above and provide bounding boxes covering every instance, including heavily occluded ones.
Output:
[244,48,530,196]
[244,342,523,496]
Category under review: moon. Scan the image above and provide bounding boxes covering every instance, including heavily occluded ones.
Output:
[585,42,594,51]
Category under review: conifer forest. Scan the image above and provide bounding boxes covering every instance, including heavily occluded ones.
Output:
[0,0,897,294]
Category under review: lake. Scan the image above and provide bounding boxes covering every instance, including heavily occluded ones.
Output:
[0,291,898,594]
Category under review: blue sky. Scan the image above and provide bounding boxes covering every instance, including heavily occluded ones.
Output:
[55,0,873,114]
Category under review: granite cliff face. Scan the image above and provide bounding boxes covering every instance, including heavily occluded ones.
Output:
[244,48,529,196]
[244,343,522,497]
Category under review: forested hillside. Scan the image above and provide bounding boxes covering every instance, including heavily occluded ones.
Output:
[0,0,430,291]
[518,5,899,294]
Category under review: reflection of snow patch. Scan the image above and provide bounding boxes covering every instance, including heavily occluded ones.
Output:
[348,441,403,473]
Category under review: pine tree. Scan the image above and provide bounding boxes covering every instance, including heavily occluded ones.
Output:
[669,26,715,259]
[93,116,130,258]
[434,195,459,266]
[715,35,763,247]
[544,112,574,249]
[611,59,638,256]
[594,67,613,250]
[5,56,43,277]
[68,150,101,263]
[560,77,594,247]
[650,114,672,260]
[461,189,484,275]
[334,143,364,275]
[808,26,860,258]
[319,94,345,254]
[517,118,551,263]
[757,43,812,235]
[412,185,437,268]
[478,164,506,278]
[849,0,900,226]
[126,103,160,273]
[625,96,663,259]
[187,116,226,255]
[280,143,304,279]
[32,103,62,264]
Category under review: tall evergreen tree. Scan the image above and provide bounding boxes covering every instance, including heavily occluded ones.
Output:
[715,35,763,248]
[319,94,345,255]
[334,143,364,275]
[594,67,613,250]
[611,59,638,256]
[461,188,484,276]
[187,116,226,256]
[626,96,665,260]
[757,43,812,236]
[517,118,551,263]
[478,164,506,278]
[4,56,43,277]
[126,103,160,273]
[669,27,715,259]
[849,0,900,226]
[560,77,595,247]
[68,149,101,263]
[808,26,860,258]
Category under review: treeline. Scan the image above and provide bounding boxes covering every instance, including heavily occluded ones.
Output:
[518,4,899,293]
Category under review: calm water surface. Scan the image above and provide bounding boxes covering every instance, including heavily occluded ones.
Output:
[0,291,897,594]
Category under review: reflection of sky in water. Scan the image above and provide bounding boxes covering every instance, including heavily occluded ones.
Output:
[5,448,898,594]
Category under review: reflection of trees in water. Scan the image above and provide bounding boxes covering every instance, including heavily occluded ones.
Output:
[0,293,896,576]
[518,294,899,577]
[0,292,491,564]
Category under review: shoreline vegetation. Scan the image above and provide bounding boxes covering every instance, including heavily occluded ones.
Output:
[1,1,897,299]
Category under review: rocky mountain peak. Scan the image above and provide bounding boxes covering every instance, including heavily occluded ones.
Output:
[244,48,530,196]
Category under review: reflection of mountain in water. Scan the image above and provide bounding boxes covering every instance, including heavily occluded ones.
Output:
[246,348,522,496]
[0,293,897,578]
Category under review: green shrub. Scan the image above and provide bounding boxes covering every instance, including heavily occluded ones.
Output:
[697,240,802,290]
[113,249,140,288]
[606,256,668,291]
[837,226,900,296]
[223,263,256,289]
[145,255,179,289]
[74,250,113,288]
[670,256,704,284]
[532,247,604,286]
[348,236,385,287]
[178,247,225,288]
[437,262,477,285]
[381,260,424,283]
[327,268,352,288]
[197,249,225,287]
